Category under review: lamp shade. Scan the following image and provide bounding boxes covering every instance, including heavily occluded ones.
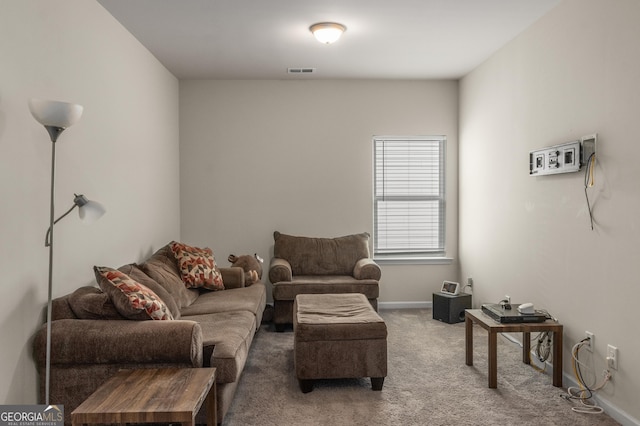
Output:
[310,22,346,44]
[78,199,106,223]
[29,99,83,128]
[73,194,106,223]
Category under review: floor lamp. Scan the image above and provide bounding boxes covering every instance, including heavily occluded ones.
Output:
[29,99,106,405]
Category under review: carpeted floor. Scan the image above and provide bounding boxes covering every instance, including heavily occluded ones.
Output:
[222,309,620,426]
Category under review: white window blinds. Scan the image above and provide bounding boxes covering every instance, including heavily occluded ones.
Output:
[373,136,446,257]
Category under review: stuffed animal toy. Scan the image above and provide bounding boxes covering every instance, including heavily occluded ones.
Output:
[228,253,264,286]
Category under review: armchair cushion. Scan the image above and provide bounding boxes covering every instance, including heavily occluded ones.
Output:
[272,231,371,276]
[272,276,379,301]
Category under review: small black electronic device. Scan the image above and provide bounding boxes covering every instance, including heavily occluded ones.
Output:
[440,281,460,295]
[481,303,547,323]
[433,293,471,324]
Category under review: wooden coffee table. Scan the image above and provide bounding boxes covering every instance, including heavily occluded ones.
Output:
[465,309,563,388]
[71,368,216,426]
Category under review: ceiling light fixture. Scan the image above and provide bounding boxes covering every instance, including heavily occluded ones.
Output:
[309,22,346,44]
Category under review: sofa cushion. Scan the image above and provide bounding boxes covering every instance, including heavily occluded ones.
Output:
[50,293,81,321]
[139,244,199,309]
[170,241,224,291]
[68,286,124,320]
[272,231,371,276]
[180,282,266,318]
[118,264,181,320]
[272,276,380,301]
[181,310,257,384]
[94,266,174,321]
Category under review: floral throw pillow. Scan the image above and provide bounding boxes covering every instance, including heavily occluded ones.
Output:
[94,266,174,320]
[170,241,224,291]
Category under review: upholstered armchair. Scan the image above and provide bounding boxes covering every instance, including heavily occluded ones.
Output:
[269,231,381,331]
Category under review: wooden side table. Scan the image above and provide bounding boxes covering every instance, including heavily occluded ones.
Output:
[465,309,563,388]
[71,368,216,426]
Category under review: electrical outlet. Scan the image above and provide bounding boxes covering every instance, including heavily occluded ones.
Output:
[607,345,618,370]
[585,331,594,352]
[529,140,581,176]
[467,277,473,287]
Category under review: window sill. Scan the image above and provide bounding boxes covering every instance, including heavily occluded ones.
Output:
[373,257,454,265]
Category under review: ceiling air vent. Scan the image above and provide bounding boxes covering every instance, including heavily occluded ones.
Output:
[287,67,316,74]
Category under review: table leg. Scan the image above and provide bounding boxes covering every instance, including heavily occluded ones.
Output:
[206,382,217,426]
[465,314,473,366]
[552,330,563,387]
[488,331,497,388]
[523,331,531,364]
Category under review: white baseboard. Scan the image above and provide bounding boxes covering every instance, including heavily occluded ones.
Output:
[379,301,432,310]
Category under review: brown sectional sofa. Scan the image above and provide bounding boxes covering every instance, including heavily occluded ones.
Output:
[33,243,266,425]
[269,231,381,331]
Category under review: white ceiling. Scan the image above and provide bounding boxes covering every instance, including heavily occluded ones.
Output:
[97,0,560,80]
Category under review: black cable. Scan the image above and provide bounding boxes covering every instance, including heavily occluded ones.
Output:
[535,331,552,362]
[574,342,594,400]
[562,339,609,414]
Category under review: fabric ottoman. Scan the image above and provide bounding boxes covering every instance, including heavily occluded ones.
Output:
[293,293,388,393]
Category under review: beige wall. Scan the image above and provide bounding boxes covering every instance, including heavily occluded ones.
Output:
[179,80,459,305]
[460,0,640,422]
[0,1,180,404]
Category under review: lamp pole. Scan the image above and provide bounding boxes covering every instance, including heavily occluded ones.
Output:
[45,129,61,405]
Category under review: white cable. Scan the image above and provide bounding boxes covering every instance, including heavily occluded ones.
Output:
[571,341,593,384]
[563,339,610,415]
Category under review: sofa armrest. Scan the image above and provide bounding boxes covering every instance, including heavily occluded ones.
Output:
[33,319,203,367]
[353,258,382,280]
[269,258,292,283]
[220,267,244,289]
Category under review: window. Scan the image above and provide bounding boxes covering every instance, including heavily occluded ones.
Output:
[373,136,446,258]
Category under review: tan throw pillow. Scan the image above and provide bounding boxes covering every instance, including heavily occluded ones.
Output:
[170,241,224,291]
[94,266,174,320]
